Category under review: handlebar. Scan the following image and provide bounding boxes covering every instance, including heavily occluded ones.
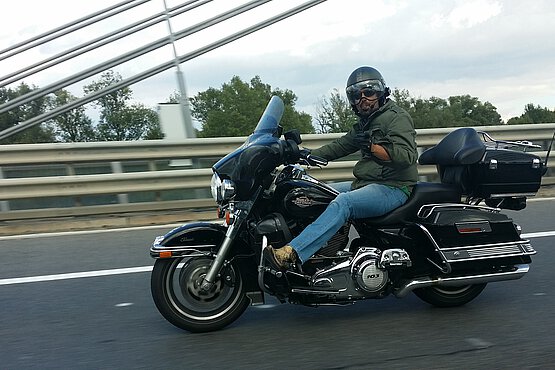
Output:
[300,149,328,167]
[281,137,328,167]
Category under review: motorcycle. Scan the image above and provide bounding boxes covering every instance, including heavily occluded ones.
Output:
[149,96,549,333]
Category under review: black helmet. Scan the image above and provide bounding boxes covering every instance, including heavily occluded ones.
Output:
[346,66,390,114]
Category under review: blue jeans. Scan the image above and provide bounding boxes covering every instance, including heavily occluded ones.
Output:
[289,182,408,263]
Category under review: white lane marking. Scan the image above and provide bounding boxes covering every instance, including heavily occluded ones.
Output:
[115,302,134,307]
[0,223,186,241]
[0,231,554,286]
[465,338,493,349]
[522,231,555,238]
[0,266,152,286]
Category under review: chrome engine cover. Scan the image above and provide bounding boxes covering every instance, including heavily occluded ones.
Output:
[352,248,388,292]
[309,247,389,298]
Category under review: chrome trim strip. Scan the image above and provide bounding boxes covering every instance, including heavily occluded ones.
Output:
[438,239,531,251]
[150,244,217,258]
[437,240,536,263]
[417,203,500,219]
[394,264,530,298]
[489,193,536,198]
[290,288,346,295]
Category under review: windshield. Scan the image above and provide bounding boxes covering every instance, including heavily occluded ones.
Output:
[247,95,284,141]
[212,96,286,199]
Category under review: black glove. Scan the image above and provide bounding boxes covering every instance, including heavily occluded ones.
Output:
[354,131,370,148]
[354,131,372,157]
[299,148,312,159]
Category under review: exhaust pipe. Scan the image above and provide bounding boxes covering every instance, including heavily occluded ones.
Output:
[394,264,530,298]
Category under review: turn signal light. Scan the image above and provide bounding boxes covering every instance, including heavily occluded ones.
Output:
[159,251,172,258]
[225,211,233,225]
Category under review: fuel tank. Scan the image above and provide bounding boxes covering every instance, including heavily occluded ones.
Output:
[274,167,338,220]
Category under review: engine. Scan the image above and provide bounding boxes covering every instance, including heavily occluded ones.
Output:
[352,249,388,293]
[309,247,411,300]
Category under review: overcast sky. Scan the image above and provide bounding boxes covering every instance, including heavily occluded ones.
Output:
[1,0,554,124]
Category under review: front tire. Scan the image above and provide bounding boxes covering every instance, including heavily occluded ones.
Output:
[151,256,249,332]
[413,283,487,307]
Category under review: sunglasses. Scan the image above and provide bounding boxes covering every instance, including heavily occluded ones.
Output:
[351,89,378,102]
[346,79,384,104]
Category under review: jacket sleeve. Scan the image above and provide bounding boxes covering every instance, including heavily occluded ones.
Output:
[311,130,359,160]
[372,113,418,169]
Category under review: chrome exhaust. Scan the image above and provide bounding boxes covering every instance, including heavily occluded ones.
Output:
[394,264,530,298]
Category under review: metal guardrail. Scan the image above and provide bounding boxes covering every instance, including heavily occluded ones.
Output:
[0,123,554,221]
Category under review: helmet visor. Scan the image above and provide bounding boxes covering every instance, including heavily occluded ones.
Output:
[346,79,385,105]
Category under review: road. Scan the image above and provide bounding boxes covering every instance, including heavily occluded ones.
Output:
[1,199,554,369]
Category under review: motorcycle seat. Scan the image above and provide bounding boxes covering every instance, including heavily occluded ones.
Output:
[360,182,461,226]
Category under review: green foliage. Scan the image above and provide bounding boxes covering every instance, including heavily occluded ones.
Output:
[190,76,314,137]
[83,71,162,141]
[390,89,502,128]
[0,82,55,144]
[315,88,503,133]
[507,104,555,124]
[315,89,357,133]
[96,103,161,141]
[1,70,162,143]
[83,70,132,123]
[50,89,96,142]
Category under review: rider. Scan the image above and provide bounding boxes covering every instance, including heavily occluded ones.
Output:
[264,66,418,269]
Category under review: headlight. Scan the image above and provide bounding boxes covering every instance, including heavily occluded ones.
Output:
[210,173,236,202]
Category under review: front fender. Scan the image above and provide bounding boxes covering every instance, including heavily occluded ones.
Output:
[149,221,261,295]
[150,222,228,259]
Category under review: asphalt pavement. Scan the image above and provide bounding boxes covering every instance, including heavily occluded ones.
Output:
[0,199,554,369]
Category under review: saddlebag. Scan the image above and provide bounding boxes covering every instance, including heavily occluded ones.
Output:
[417,204,535,264]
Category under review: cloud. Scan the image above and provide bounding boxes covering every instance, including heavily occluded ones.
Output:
[2,0,555,126]
[431,0,502,29]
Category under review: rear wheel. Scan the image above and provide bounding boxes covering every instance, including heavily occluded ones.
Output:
[413,283,487,307]
[151,256,249,332]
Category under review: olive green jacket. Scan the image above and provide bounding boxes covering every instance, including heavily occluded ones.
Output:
[312,99,418,192]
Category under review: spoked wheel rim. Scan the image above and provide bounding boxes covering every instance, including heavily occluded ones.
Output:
[165,257,243,321]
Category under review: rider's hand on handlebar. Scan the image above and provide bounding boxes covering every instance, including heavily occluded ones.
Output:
[299,148,312,159]
[300,149,328,167]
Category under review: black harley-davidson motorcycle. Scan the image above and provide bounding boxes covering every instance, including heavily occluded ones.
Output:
[150,96,549,333]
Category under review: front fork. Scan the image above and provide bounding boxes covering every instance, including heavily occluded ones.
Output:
[200,211,245,292]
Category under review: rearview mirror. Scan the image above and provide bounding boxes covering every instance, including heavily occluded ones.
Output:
[284,129,302,145]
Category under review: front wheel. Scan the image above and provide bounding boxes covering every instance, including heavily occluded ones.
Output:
[413,283,487,307]
[151,256,249,332]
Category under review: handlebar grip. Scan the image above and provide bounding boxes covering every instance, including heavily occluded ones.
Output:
[306,154,328,166]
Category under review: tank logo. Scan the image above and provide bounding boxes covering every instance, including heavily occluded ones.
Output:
[292,195,313,208]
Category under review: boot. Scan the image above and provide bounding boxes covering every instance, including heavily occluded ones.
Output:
[263,245,298,270]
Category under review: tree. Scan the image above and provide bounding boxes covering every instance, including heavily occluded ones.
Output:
[96,103,162,141]
[447,95,502,127]
[391,89,501,129]
[190,76,314,137]
[507,104,555,124]
[49,89,95,142]
[83,70,162,141]
[314,89,357,133]
[0,83,55,144]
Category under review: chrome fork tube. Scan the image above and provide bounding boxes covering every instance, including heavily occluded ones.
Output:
[200,216,242,292]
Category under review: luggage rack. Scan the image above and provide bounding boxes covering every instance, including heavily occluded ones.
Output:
[417,203,500,220]
[477,131,542,151]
